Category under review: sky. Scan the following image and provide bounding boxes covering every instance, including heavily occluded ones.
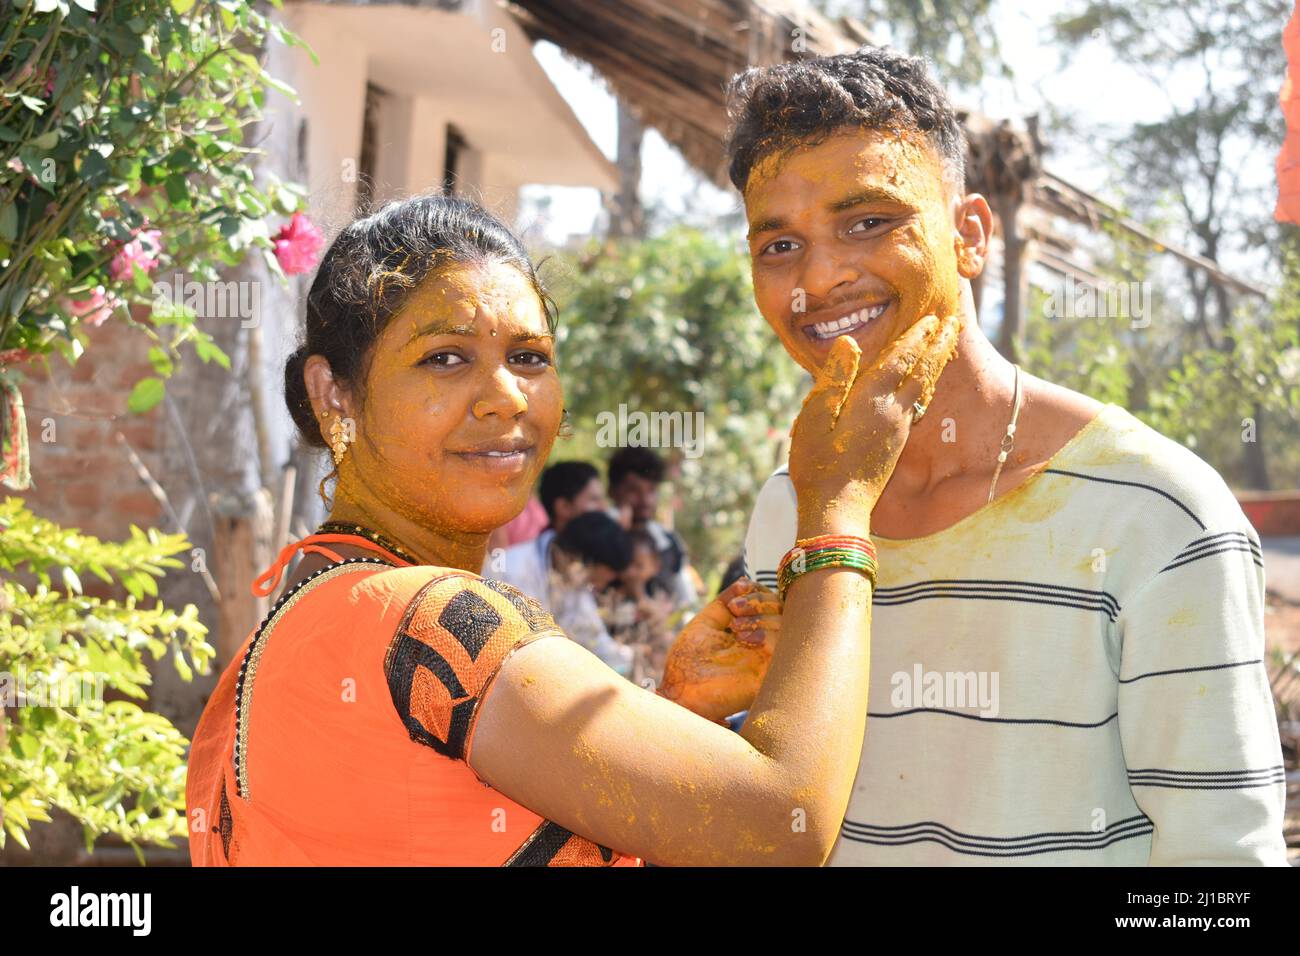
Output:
[517,0,1282,289]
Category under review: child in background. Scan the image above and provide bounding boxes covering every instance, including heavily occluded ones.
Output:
[603,530,676,685]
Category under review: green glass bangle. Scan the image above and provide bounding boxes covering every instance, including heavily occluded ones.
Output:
[778,551,878,602]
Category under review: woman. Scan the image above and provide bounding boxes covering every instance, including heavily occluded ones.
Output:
[186,194,960,866]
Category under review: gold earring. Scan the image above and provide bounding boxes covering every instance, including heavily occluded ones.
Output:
[558,408,574,440]
[328,413,352,466]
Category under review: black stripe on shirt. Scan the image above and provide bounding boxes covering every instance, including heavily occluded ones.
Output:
[842,813,1151,843]
[748,574,1120,619]
[840,815,1153,858]
[873,587,1118,624]
[878,578,1119,614]
[1161,545,1264,573]
[1126,764,1284,777]
[1127,765,1285,789]
[1043,467,1205,531]
[868,708,1119,729]
[1172,530,1262,561]
[1159,531,1264,573]
[1118,658,1263,684]
[1126,776,1285,791]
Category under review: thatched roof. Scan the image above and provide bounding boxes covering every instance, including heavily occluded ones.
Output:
[506,0,859,185]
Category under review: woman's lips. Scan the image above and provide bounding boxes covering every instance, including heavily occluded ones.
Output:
[450,446,534,475]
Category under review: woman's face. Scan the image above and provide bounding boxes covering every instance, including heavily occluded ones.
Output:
[336,260,563,535]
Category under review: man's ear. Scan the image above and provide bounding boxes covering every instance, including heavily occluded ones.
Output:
[303,355,354,445]
[953,193,993,279]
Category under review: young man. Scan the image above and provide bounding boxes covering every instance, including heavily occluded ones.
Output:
[541,460,609,536]
[727,48,1286,864]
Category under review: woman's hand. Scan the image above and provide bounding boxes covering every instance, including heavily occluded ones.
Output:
[789,313,962,535]
[658,578,780,721]
[658,316,960,720]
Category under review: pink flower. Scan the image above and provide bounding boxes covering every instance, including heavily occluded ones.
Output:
[273,213,324,275]
[66,286,119,327]
[109,229,163,282]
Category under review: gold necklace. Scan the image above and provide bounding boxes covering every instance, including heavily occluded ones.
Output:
[988,364,1023,504]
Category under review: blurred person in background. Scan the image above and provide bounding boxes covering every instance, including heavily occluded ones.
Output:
[607,447,700,614]
[485,459,604,558]
[603,529,676,684]
[493,503,635,676]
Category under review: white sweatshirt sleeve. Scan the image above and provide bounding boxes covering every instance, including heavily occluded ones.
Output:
[1115,525,1288,865]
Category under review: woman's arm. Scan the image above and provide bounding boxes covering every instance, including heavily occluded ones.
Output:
[469,562,872,865]
[469,314,960,866]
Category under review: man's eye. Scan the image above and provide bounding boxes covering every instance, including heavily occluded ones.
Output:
[419,352,466,368]
[760,238,800,256]
[848,217,886,234]
[510,350,551,368]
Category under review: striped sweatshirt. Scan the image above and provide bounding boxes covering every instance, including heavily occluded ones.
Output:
[744,403,1288,865]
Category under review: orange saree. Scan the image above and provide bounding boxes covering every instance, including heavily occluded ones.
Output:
[185,532,640,866]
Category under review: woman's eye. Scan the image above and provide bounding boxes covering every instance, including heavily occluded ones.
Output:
[760,238,800,256]
[510,350,551,369]
[419,351,466,368]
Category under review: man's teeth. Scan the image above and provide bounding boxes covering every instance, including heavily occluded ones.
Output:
[809,304,887,339]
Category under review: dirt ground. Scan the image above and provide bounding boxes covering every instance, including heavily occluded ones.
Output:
[1263,591,1300,864]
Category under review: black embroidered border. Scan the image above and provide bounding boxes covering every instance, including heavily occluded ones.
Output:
[504,820,616,867]
[233,556,395,798]
[217,782,233,861]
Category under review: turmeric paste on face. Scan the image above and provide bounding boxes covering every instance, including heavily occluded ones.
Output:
[743,129,965,377]
[330,261,563,569]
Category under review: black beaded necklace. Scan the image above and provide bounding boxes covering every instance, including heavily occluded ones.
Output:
[315,520,422,566]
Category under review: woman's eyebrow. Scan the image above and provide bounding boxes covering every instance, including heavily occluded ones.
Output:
[510,330,553,344]
[407,320,476,344]
[407,321,552,345]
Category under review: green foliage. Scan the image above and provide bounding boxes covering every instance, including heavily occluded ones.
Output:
[1030,0,1298,486]
[0,496,213,857]
[0,0,310,382]
[550,228,805,579]
[1140,256,1300,488]
[1023,235,1300,489]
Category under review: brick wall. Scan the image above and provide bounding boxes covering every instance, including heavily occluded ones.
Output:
[18,316,166,538]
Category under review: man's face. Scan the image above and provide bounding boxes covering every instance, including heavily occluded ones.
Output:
[612,473,658,527]
[743,128,965,374]
[553,476,607,532]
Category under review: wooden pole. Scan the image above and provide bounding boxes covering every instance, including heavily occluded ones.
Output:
[995,191,1029,363]
[210,488,273,667]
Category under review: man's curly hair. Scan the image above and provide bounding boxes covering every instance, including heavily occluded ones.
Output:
[724,46,967,195]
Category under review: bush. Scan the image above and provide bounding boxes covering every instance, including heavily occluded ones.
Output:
[0,0,310,385]
[0,496,212,858]
[550,228,805,581]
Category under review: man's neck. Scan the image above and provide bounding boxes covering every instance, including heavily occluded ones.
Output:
[880,293,1020,499]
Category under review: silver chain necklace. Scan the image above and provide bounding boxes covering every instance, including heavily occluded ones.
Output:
[988,364,1023,504]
